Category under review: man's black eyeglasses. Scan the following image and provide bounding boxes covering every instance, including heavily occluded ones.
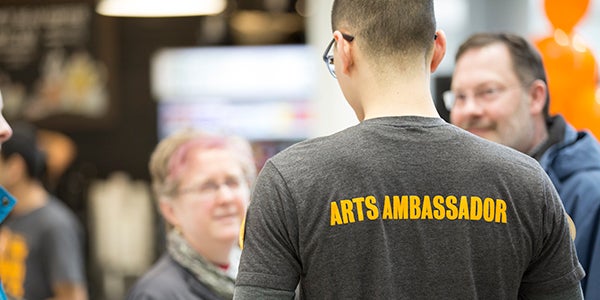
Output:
[322,33,355,78]
[322,33,437,78]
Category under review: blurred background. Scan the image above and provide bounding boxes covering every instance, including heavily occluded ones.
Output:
[0,0,598,299]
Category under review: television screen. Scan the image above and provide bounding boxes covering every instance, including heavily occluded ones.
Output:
[151,44,317,141]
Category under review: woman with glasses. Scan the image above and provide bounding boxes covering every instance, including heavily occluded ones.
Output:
[127,129,256,300]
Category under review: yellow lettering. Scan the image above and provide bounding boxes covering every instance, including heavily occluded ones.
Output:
[382,196,393,219]
[340,200,355,224]
[421,195,433,219]
[333,195,507,225]
[446,196,458,220]
[458,196,469,220]
[410,195,421,219]
[365,196,379,220]
[470,196,482,221]
[352,197,366,221]
[433,195,445,220]
[483,198,495,222]
[394,196,409,219]
[330,202,343,226]
[495,199,507,223]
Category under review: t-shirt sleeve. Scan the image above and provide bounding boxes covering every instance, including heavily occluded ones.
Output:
[235,161,301,294]
[519,168,585,296]
[518,282,583,300]
[233,284,296,300]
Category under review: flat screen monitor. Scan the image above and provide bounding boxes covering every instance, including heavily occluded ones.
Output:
[151,45,317,141]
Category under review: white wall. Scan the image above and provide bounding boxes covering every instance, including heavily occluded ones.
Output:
[306,0,357,138]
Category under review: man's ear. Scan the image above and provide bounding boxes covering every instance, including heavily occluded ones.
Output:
[529,79,548,114]
[333,30,354,77]
[430,30,447,73]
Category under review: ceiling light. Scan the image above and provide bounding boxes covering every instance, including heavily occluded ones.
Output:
[96,0,227,17]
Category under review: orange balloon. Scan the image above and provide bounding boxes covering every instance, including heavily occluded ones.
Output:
[534,0,600,139]
[535,35,600,138]
[544,0,590,34]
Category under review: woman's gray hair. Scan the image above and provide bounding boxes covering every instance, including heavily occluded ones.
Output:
[148,128,256,201]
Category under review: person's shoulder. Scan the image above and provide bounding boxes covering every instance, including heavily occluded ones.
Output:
[45,196,76,213]
[39,196,82,227]
[271,125,364,159]
[266,134,336,167]
[550,126,600,188]
[450,131,552,189]
[561,165,600,204]
[459,129,541,170]
[571,130,600,161]
[138,254,182,279]
[126,255,187,299]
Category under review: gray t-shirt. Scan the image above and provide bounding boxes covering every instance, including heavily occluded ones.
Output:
[2,196,86,300]
[235,116,584,299]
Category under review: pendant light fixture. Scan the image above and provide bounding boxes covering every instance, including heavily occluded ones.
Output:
[96,0,227,17]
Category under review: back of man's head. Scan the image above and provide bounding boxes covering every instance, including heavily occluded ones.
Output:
[1,122,46,181]
[331,0,436,68]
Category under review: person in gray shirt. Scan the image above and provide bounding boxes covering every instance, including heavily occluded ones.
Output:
[0,122,87,300]
[233,1,585,299]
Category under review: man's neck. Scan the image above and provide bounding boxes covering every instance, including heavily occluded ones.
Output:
[359,70,440,121]
[529,115,565,161]
[10,181,48,216]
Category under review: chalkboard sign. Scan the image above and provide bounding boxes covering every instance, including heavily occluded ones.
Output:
[0,0,116,131]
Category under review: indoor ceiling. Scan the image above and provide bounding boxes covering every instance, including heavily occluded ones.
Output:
[229,0,306,45]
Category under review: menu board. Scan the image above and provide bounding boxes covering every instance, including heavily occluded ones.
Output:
[0,1,111,129]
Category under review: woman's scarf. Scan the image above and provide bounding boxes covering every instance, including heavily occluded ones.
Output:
[167,229,235,299]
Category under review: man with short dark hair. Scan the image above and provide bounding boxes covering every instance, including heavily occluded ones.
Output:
[447,32,600,299]
[234,2,585,299]
[0,122,88,300]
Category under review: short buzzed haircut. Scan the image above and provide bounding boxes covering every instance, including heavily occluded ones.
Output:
[331,0,436,63]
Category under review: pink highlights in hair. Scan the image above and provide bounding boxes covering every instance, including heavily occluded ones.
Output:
[167,136,226,183]
[164,132,255,188]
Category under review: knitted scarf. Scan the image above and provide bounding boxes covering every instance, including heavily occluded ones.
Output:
[167,230,235,299]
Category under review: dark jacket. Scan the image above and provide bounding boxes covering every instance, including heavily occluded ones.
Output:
[539,115,600,299]
[126,254,225,300]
